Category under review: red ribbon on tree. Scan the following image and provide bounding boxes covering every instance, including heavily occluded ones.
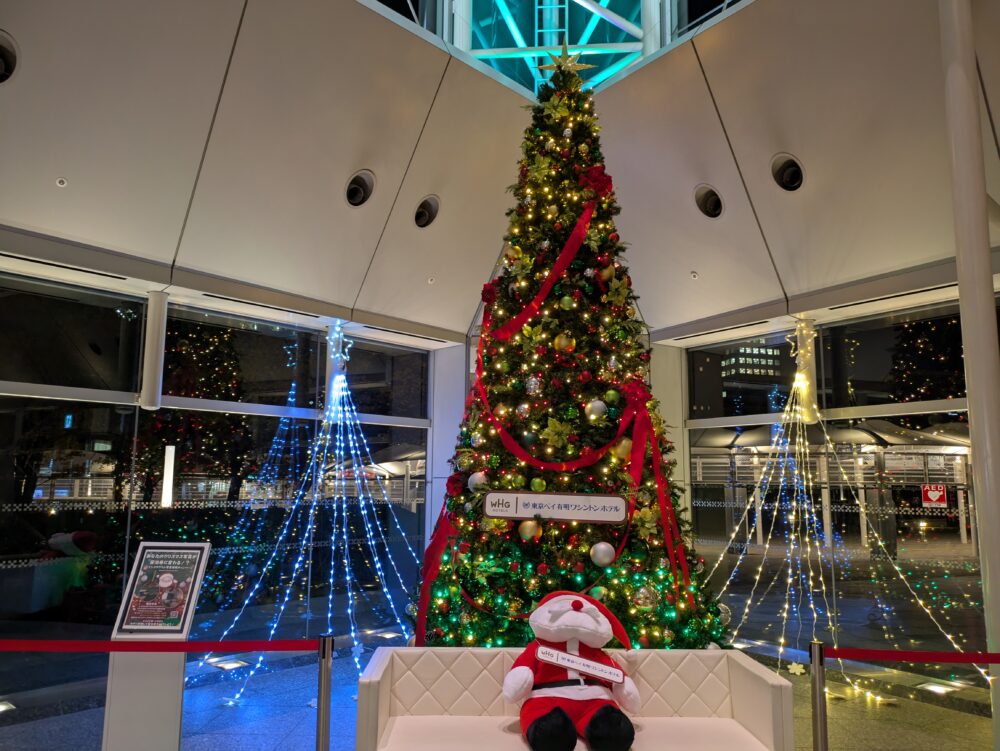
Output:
[415,503,458,645]
[489,202,596,341]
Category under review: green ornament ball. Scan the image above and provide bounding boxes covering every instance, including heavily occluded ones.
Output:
[530,477,547,492]
[456,454,474,471]
[565,405,580,420]
[523,431,539,446]
[607,406,621,420]
[497,360,510,374]
[559,295,574,310]
[590,586,607,601]
[604,389,620,404]
[487,454,501,469]
[511,473,527,488]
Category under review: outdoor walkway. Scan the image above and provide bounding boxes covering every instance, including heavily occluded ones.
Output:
[0,654,991,751]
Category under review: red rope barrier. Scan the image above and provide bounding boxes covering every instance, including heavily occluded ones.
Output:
[0,638,319,654]
[826,647,1000,664]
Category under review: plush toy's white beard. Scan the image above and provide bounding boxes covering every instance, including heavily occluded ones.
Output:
[529,605,612,648]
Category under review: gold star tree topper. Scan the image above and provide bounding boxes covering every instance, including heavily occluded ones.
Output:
[539,40,596,73]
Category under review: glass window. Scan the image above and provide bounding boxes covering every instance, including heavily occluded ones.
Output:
[0,397,137,695]
[0,273,143,391]
[164,307,323,408]
[819,302,968,409]
[325,339,429,420]
[688,333,795,419]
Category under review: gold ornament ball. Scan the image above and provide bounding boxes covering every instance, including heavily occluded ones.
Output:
[599,266,615,282]
[612,437,633,460]
[519,520,542,541]
[553,333,576,352]
[634,586,659,611]
[717,603,732,627]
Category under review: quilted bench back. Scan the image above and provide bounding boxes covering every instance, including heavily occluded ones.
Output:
[386,648,734,719]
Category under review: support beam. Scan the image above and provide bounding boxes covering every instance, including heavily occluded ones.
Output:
[938,1,1000,743]
[570,0,643,39]
[472,42,642,60]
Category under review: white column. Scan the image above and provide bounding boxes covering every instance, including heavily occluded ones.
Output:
[819,454,833,549]
[650,344,692,515]
[426,344,467,548]
[855,459,869,548]
[453,0,472,50]
[641,0,661,56]
[752,459,764,546]
[138,291,168,410]
[938,2,1000,741]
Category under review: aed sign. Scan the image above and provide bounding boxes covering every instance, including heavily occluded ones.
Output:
[921,484,947,509]
[483,491,627,524]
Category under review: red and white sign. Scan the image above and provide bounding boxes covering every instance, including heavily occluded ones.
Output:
[921,484,947,509]
[536,645,624,684]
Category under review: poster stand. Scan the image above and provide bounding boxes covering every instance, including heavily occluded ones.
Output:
[101,542,211,751]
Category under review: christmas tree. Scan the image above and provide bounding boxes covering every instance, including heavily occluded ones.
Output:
[135,320,255,502]
[416,47,723,650]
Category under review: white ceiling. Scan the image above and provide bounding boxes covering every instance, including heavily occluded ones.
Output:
[0,0,996,345]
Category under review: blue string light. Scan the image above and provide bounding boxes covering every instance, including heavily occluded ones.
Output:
[196,325,415,699]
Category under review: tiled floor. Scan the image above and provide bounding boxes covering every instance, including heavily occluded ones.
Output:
[0,657,992,751]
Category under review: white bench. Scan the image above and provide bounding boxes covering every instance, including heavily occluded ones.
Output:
[356,647,793,751]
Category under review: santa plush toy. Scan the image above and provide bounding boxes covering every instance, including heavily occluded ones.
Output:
[502,591,641,751]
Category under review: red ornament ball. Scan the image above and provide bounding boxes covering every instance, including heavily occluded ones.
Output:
[537,563,549,575]
[609,232,619,243]
[574,561,585,573]
[458,542,470,554]
[638,635,650,648]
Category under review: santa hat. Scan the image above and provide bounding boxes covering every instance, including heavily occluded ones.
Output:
[534,590,632,650]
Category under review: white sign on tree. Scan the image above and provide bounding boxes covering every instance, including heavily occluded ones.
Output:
[483,491,627,524]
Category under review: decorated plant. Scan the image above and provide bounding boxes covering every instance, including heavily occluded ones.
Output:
[415,48,726,650]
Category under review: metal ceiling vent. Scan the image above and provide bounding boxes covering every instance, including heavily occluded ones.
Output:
[414,195,439,228]
[345,170,375,207]
[695,184,723,219]
[0,30,18,84]
[771,154,804,191]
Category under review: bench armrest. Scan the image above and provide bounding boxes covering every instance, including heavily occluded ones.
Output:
[728,652,794,751]
[357,647,394,751]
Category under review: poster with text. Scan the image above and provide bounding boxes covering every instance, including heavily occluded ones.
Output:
[113,542,210,640]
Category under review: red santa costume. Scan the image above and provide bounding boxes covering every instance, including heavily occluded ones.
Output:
[503,592,640,751]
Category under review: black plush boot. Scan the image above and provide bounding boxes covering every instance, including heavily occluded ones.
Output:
[584,705,634,751]
[526,707,578,751]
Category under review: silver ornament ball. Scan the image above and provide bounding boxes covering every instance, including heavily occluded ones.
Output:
[526,376,543,396]
[467,471,489,492]
[589,541,616,567]
[584,400,608,420]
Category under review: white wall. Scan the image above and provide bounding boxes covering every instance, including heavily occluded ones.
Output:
[649,343,692,515]
[425,343,467,546]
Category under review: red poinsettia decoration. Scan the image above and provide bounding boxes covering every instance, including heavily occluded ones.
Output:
[580,165,613,198]
[446,472,465,497]
[482,280,500,305]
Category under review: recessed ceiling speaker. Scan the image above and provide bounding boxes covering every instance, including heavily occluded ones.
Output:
[771,154,804,191]
[415,196,439,228]
[695,185,723,219]
[345,170,375,207]
[0,30,18,84]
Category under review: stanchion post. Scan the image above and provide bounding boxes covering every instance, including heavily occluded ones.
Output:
[810,640,829,751]
[316,634,334,751]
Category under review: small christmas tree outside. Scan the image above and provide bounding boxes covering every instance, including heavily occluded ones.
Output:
[416,46,725,650]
